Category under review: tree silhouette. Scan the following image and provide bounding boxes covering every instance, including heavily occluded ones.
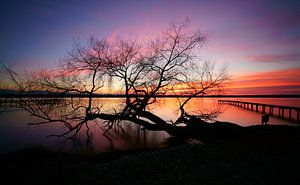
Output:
[3,20,230,140]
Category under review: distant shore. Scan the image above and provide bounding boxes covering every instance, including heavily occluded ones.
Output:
[1,93,300,98]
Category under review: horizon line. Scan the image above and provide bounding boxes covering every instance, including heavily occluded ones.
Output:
[0,93,300,98]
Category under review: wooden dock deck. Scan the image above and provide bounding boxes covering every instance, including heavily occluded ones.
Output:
[218,100,300,123]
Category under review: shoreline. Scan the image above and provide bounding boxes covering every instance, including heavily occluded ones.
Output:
[1,124,300,184]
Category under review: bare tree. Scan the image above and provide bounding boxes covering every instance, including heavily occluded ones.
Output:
[86,20,229,135]
[174,61,229,124]
[4,20,230,140]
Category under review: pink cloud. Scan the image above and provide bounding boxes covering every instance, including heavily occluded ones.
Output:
[248,53,300,63]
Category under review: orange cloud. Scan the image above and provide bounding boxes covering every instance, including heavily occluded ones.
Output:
[226,68,300,95]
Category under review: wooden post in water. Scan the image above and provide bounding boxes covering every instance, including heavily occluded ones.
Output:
[262,105,266,114]
[271,107,274,116]
[282,108,285,119]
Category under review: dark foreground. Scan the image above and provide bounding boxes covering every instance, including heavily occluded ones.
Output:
[1,124,300,185]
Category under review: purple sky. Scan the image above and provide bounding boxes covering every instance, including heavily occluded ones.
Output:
[1,0,300,94]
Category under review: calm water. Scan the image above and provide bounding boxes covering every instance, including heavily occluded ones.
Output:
[0,97,299,154]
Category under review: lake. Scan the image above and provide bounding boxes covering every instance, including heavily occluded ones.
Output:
[0,97,299,154]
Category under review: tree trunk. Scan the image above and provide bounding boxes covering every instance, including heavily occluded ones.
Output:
[87,111,245,142]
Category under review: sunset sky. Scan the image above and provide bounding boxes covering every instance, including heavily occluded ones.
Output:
[1,0,300,94]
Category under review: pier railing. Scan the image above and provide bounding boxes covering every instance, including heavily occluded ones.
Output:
[218,100,300,123]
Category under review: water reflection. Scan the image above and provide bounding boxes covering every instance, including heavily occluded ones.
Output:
[0,98,172,154]
[0,97,298,154]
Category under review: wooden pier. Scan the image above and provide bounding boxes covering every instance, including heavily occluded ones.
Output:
[218,100,300,123]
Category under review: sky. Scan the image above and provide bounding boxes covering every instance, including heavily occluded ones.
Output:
[1,0,300,94]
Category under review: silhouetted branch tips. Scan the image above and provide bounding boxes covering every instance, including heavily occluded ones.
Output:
[3,20,230,140]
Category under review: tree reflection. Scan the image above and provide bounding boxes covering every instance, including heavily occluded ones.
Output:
[2,20,229,143]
